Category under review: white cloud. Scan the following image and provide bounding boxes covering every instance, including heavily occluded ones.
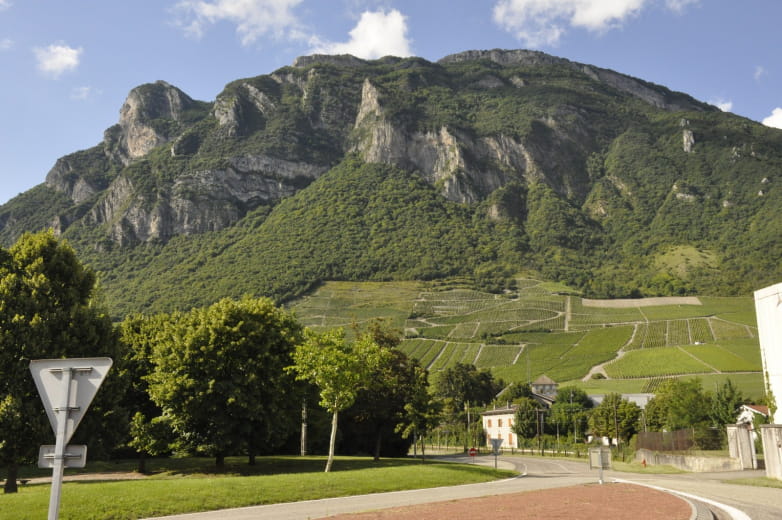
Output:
[665,0,699,13]
[762,108,782,129]
[33,43,82,78]
[0,1,11,11]
[493,0,645,47]
[173,0,304,46]
[709,98,732,112]
[754,65,766,82]
[71,86,100,100]
[310,9,412,59]
[493,0,698,47]
[0,38,12,50]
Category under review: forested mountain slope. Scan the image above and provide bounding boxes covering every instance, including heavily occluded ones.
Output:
[1,49,780,317]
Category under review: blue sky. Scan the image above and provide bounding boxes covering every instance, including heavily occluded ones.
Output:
[1,0,780,205]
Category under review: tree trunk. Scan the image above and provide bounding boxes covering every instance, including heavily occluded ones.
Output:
[300,400,308,456]
[373,425,382,461]
[420,437,426,463]
[137,452,147,474]
[325,409,339,472]
[3,462,18,493]
[248,436,256,466]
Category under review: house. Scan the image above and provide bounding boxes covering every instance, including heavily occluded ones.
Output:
[588,393,655,410]
[480,377,559,449]
[531,374,558,398]
[481,405,518,449]
[737,404,769,442]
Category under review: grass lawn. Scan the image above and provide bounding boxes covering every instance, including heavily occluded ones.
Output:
[724,477,782,489]
[0,456,515,520]
[611,460,687,474]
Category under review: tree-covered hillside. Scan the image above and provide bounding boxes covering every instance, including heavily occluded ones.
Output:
[0,49,780,317]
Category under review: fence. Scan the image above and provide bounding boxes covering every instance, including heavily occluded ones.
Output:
[637,427,724,452]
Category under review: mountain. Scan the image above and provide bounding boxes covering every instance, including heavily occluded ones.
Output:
[1,49,780,318]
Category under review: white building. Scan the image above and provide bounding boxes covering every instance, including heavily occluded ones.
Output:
[737,404,769,443]
[481,405,517,449]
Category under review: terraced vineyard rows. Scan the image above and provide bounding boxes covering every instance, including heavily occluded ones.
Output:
[290,279,765,398]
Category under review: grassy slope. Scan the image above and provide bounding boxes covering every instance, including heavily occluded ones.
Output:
[289,277,764,399]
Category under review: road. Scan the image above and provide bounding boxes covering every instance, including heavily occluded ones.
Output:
[506,455,781,520]
[146,455,782,520]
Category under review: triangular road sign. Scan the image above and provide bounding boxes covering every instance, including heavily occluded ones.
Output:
[490,437,504,454]
[29,358,113,444]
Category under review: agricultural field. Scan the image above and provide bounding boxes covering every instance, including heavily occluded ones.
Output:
[290,278,765,399]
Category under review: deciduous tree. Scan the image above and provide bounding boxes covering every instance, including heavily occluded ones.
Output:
[512,397,539,441]
[0,231,119,493]
[289,328,390,472]
[644,379,711,431]
[396,371,442,462]
[146,297,302,468]
[548,386,592,439]
[120,313,174,473]
[709,379,745,427]
[588,393,641,445]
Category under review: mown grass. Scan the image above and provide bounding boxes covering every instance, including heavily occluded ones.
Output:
[724,477,782,489]
[611,460,687,474]
[0,456,514,520]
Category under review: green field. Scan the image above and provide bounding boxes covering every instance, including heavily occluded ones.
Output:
[0,456,511,520]
[290,278,765,399]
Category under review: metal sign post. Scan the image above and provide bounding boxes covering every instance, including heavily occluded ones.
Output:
[490,438,503,470]
[588,446,611,484]
[30,358,112,520]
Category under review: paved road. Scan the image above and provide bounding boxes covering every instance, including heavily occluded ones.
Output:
[514,456,781,520]
[146,455,781,520]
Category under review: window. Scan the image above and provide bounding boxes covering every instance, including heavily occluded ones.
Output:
[487,419,492,428]
[498,418,503,427]
[508,433,513,445]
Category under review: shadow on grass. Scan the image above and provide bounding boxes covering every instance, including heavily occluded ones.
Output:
[10,455,460,481]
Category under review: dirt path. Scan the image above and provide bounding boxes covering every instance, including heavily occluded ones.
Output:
[327,482,692,520]
[582,296,702,308]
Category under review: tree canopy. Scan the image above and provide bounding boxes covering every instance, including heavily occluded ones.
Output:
[289,328,391,472]
[0,231,119,493]
[145,296,303,467]
[588,393,641,444]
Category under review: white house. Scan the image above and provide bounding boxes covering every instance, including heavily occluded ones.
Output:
[531,375,558,398]
[737,404,769,443]
[481,405,517,449]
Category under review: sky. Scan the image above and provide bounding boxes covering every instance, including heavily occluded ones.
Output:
[1,0,780,205]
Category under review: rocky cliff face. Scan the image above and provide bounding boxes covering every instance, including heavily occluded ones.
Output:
[45,155,102,205]
[109,81,198,163]
[85,154,327,244]
[3,48,723,247]
[349,76,591,204]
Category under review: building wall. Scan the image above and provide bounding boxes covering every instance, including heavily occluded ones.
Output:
[754,283,782,422]
[482,413,517,449]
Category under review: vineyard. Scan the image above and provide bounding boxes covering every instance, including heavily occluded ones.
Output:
[290,279,765,398]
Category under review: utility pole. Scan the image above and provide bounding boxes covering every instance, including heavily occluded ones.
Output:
[465,401,471,450]
[613,399,620,453]
[570,390,576,445]
[300,399,308,456]
[537,408,544,456]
